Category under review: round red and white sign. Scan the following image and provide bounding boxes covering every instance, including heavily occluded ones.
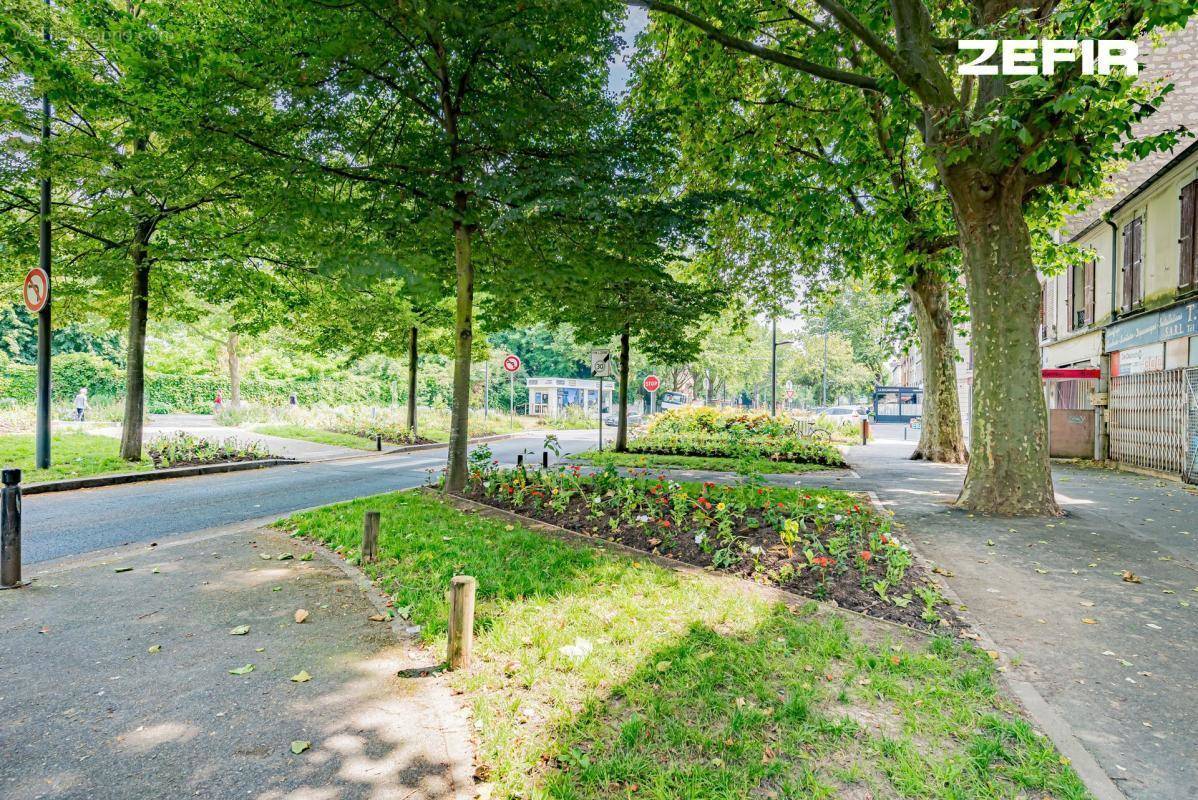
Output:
[643,375,660,393]
[23,267,49,313]
[502,354,522,373]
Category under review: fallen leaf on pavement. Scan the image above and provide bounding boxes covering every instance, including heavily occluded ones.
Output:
[1122,571,1142,584]
[229,664,255,675]
[294,609,309,624]
[299,553,313,561]
[114,567,133,573]
[277,553,293,561]
[259,554,273,560]
[229,625,251,635]
[290,740,310,754]
[147,645,161,653]
[368,614,387,622]
[290,670,311,683]
[1082,618,1098,625]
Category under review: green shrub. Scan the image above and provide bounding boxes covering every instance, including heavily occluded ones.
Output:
[145,432,275,468]
[628,431,845,467]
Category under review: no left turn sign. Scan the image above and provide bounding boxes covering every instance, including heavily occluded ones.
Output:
[23,267,49,313]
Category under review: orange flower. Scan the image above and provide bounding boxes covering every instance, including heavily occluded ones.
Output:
[859,550,872,562]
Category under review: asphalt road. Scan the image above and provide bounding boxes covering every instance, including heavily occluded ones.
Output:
[22,429,601,565]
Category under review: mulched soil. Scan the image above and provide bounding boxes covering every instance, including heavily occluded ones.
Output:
[459,486,962,633]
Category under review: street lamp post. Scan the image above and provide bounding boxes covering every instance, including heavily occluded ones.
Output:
[770,318,795,417]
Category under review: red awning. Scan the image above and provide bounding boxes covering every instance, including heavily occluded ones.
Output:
[1041,368,1100,380]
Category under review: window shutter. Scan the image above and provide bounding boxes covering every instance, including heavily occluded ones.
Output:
[1066,263,1075,330]
[1132,217,1144,305]
[1084,259,1095,324]
[1181,180,1197,289]
[1122,226,1134,310]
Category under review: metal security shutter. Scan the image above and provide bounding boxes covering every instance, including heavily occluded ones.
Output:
[1109,368,1187,475]
[1186,368,1198,484]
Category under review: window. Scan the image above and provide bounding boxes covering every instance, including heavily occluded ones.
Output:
[1039,281,1048,340]
[1067,258,1096,330]
[1180,179,1197,290]
[1122,217,1144,311]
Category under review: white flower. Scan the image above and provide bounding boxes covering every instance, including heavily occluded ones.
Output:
[833,514,843,522]
[694,533,706,545]
[749,545,764,555]
[635,514,649,523]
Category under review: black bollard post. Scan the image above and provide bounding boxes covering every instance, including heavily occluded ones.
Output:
[1,468,22,589]
[376,433,382,451]
[516,454,524,468]
[542,451,549,469]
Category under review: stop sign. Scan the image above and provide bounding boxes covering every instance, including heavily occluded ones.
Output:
[502,354,522,373]
[643,375,660,393]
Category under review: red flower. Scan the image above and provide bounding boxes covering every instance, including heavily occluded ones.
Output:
[859,550,872,562]
[811,556,835,568]
[661,519,671,528]
[777,502,785,509]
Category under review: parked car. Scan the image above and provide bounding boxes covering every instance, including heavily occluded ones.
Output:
[602,411,644,427]
[818,406,866,424]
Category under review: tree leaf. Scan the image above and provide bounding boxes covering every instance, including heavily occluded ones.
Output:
[290,670,311,683]
[294,609,309,624]
[229,625,251,635]
[290,740,310,754]
[229,663,255,675]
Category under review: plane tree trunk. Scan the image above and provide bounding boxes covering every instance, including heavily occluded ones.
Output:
[119,218,155,462]
[907,265,967,463]
[445,217,473,492]
[944,169,1057,515]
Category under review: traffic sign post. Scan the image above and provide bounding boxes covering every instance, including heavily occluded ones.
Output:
[643,374,660,415]
[503,354,521,426]
[591,350,613,450]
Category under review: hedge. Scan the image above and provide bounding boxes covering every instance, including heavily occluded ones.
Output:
[0,355,391,414]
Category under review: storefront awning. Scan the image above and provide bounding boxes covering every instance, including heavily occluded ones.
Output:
[1041,368,1100,380]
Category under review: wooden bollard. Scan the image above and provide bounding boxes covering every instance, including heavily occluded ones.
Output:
[447,575,477,670]
[362,511,380,563]
[861,418,870,445]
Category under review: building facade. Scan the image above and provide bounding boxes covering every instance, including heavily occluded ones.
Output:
[526,376,615,419]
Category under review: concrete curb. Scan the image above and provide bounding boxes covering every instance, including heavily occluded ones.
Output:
[22,458,300,495]
[864,489,1126,800]
[284,431,530,464]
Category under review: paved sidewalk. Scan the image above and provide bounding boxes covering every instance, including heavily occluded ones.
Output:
[794,441,1198,800]
[0,524,472,800]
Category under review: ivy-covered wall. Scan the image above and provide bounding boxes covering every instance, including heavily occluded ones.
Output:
[0,353,390,413]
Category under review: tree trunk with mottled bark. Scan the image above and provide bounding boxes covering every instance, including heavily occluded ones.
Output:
[907,266,967,463]
[226,332,240,410]
[945,171,1057,515]
[615,326,630,452]
[407,325,418,435]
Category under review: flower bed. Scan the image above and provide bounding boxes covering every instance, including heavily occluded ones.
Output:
[146,432,277,468]
[627,431,846,467]
[460,458,953,631]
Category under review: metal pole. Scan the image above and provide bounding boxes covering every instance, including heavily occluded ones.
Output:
[821,325,828,406]
[1,469,22,589]
[770,318,778,417]
[483,359,489,421]
[509,372,514,427]
[598,377,604,452]
[35,6,52,470]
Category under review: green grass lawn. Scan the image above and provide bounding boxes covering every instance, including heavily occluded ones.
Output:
[571,449,835,474]
[279,490,1090,800]
[253,424,379,450]
[0,431,150,483]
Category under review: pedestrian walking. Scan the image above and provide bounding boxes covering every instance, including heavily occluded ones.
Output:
[214,389,223,415]
[73,387,90,422]
[289,392,298,409]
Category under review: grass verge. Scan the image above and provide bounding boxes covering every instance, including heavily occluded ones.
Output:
[253,424,378,450]
[0,431,150,483]
[278,490,1090,800]
[571,449,834,474]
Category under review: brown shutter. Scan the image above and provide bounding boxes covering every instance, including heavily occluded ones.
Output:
[1181,180,1197,289]
[1122,226,1134,310]
[1066,263,1075,330]
[1084,259,1095,324]
[1132,217,1144,305]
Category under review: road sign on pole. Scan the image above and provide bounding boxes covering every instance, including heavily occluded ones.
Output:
[502,354,521,373]
[590,349,613,378]
[643,374,660,393]
[502,354,520,425]
[23,268,49,313]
